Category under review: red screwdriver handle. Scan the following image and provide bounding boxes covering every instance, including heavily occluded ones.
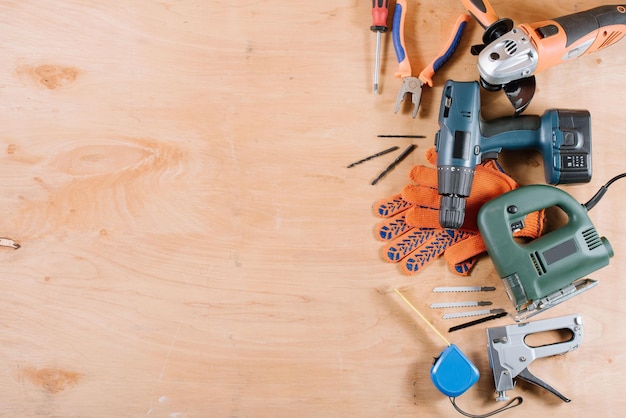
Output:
[371,0,390,32]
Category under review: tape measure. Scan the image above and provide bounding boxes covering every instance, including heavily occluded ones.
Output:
[431,344,479,397]
[394,289,479,396]
[394,289,523,417]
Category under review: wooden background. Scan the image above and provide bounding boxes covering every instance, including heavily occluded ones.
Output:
[0,0,625,416]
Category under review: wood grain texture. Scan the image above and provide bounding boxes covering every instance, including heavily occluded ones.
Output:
[0,0,625,417]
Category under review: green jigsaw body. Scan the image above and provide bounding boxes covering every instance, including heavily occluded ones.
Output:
[477,184,613,315]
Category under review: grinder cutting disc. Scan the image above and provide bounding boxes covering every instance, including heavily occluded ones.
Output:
[503,76,536,115]
[478,76,536,115]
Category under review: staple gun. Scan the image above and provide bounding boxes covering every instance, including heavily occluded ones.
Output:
[487,314,584,402]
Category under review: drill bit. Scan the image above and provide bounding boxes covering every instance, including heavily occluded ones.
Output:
[371,144,416,185]
[347,146,399,168]
[378,134,426,138]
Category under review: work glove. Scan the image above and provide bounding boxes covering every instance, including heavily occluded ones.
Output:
[374,147,545,276]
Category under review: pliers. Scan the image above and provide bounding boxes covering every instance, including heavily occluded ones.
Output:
[392,2,469,118]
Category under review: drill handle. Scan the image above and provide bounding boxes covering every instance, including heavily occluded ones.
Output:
[479,115,541,139]
[477,115,542,161]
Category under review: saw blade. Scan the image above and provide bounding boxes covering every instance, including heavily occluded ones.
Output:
[433,286,496,293]
[442,308,505,320]
[430,301,492,309]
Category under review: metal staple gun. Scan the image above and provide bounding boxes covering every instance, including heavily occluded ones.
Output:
[487,314,584,403]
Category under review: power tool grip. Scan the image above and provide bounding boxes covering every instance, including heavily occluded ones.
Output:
[485,185,586,224]
[479,115,541,138]
[460,0,499,29]
[552,5,626,49]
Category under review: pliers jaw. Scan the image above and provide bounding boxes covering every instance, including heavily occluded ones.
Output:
[394,77,423,118]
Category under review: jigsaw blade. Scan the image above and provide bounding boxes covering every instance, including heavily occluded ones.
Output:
[430,301,492,309]
[443,308,504,320]
[433,286,496,293]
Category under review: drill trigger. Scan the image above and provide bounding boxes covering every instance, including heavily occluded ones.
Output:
[481,151,500,161]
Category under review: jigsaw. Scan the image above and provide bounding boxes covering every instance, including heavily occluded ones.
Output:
[477,183,617,320]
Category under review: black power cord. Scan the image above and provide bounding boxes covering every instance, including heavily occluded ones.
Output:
[584,173,626,211]
[449,396,523,417]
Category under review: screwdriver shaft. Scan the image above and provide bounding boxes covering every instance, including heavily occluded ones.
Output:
[374,32,381,94]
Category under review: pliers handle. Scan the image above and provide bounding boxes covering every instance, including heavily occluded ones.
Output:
[419,14,470,87]
[392,7,469,117]
[392,0,412,79]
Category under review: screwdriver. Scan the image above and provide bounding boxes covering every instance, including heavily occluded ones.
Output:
[370,0,389,94]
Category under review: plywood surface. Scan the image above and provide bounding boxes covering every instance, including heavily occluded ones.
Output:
[1,1,625,417]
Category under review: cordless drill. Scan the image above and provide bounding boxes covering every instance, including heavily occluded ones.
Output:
[435,80,592,229]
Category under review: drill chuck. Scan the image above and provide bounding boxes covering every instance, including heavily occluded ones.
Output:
[438,165,475,229]
[439,195,466,229]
